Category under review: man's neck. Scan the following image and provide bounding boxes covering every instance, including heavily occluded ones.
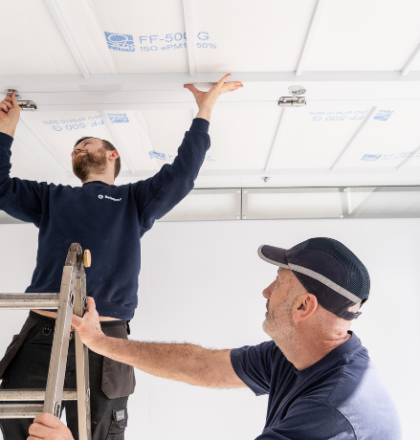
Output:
[83,174,115,185]
[278,332,351,371]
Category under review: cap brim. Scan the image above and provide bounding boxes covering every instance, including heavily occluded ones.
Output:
[258,245,289,268]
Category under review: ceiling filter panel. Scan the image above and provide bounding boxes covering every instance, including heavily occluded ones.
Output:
[306,0,420,71]
[202,109,279,170]
[85,0,189,73]
[0,0,81,75]
[19,111,160,173]
[194,0,317,72]
[269,107,371,169]
[337,107,420,168]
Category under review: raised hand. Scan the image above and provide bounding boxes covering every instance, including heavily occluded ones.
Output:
[0,93,21,137]
[184,74,243,121]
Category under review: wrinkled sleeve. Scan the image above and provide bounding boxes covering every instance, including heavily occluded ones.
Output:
[133,118,210,234]
[255,400,355,440]
[230,341,278,396]
[0,133,45,226]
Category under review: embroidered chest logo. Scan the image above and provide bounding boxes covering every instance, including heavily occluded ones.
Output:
[98,195,122,202]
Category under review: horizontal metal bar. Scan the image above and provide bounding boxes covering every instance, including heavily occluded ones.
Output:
[0,293,59,309]
[0,389,77,401]
[0,404,44,418]
[110,167,420,179]
[8,99,420,112]
[2,71,420,87]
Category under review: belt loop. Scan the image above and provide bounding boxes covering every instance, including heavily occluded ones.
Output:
[124,320,131,335]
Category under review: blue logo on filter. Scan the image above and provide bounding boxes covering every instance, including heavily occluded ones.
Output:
[104,32,135,52]
[108,113,129,123]
[361,154,382,161]
[373,110,393,121]
[149,151,166,160]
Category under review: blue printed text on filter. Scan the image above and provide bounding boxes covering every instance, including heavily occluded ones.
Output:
[139,32,209,45]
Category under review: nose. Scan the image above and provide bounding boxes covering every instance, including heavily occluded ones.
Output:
[73,146,83,157]
[262,281,275,300]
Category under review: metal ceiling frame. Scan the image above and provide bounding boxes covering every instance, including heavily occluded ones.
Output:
[2,185,420,225]
[2,72,420,112]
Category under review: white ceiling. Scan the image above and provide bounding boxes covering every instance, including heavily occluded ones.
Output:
[1,0,420,190]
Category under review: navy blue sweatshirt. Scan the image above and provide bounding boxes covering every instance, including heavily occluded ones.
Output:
[0,118,210,320]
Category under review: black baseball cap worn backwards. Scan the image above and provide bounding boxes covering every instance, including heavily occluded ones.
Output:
[258,237,370,320]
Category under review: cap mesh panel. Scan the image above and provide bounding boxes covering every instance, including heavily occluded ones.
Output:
[304,238,370,301]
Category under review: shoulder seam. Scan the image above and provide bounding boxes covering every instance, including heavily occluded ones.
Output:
[301,398,357,439]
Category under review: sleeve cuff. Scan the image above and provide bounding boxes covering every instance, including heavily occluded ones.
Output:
[230,348,267,396]
[189,118,210,134]
[0,132,13,148]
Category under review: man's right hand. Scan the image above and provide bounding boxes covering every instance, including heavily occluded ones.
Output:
[71,297,107,353]
[28,413,74,440]
[0,93,21,137]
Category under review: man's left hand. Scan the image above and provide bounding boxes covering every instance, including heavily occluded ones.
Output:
[184,74,243,121]
[28,413,74,440]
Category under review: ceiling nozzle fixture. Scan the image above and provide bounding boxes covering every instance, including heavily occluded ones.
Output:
[4,89,37,111]
[278,85,306,107]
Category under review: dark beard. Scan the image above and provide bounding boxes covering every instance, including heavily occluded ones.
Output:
[73,151,107,182]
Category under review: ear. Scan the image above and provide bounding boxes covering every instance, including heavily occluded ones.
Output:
[293,293,318,323]
[107,150,120,162]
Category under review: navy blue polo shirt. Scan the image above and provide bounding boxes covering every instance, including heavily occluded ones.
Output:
[0,118,210,320]
[231,333,401,440]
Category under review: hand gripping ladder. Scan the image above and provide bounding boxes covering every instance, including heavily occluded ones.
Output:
[0,243,92,440]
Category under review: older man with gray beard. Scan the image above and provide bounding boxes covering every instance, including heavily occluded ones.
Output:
[28,237,401,440]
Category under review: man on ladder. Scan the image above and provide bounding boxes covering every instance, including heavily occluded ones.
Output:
[0,75,243,440]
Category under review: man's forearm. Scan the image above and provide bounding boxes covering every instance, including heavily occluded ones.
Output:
[196,105,212,122]
[91,336,231,387]
[0,125,15,138]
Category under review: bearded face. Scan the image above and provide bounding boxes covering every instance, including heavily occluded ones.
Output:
[262,269,302,355]
[72,149,108,182]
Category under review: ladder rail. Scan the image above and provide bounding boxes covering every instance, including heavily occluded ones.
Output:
[0,389,77,401]
[0,404,44,419]
[74,273,92,440]
[0,293,59,309]
[43,265,75,418]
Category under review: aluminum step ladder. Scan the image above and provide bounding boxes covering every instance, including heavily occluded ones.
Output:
[0,243,92,440]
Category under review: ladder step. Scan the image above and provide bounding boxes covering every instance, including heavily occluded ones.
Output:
[0,404,44,418]
[0,293,59,310]
[0,389,77,401]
